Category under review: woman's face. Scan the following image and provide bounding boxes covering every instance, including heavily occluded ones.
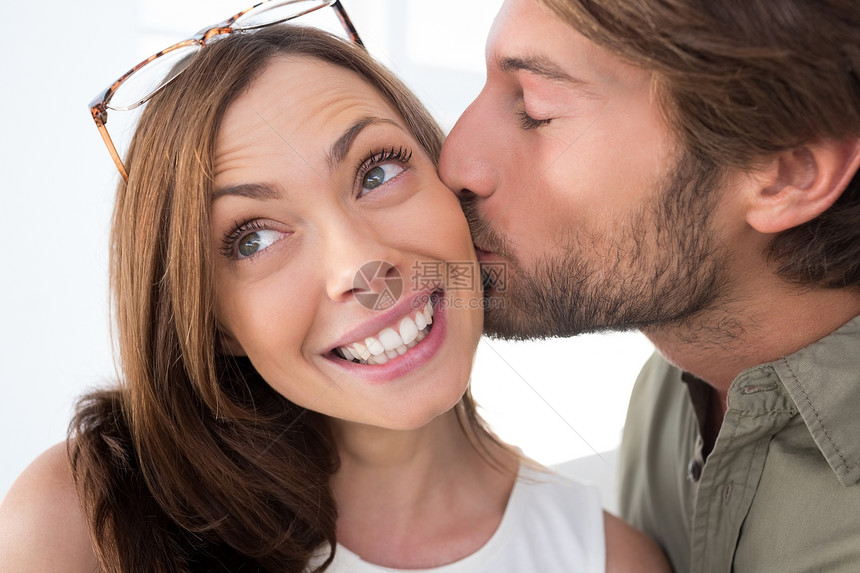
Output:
[210,56,482,430]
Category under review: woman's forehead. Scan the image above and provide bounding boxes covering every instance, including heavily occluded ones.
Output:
[229,56,397,131]
[213,56,405,183]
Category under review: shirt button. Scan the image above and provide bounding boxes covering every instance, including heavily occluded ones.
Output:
[687,459,703,482]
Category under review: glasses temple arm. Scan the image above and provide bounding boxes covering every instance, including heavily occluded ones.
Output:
[332,0,364,48]
[92,113,129,182]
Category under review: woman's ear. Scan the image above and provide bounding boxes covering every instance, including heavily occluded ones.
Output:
[217,328,247,356]
[745,136,860,234]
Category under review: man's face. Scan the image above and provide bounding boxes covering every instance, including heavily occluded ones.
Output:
[439,0,730,339]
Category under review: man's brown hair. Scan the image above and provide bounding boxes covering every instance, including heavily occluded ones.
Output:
[540,0,860,288]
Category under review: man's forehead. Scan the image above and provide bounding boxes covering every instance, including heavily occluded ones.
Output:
[486,0,647,90]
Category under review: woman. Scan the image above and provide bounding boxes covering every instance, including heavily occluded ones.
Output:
[0,12,668,573]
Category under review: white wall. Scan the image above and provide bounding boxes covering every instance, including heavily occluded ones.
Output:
[0,0,653,506]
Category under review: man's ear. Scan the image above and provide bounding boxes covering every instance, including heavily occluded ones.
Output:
[745,137,860,234]
[217,328,247,356]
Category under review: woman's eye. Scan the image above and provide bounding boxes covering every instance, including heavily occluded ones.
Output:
[237,229,282,258]
[360,163,405,196]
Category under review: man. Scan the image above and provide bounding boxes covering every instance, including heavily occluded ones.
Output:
[438,0,860,571]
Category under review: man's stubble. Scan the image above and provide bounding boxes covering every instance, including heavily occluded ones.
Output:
[463,151,733,341]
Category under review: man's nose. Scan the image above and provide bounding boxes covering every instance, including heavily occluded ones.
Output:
[439,94,499,200]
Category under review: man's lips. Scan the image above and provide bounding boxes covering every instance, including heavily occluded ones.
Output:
[472,244,507,291]
[474,245,502,262]
[473,243,494,256]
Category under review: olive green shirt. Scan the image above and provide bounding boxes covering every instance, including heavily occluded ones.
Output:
[618,315,860,573]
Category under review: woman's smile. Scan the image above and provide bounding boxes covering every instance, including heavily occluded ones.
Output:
[329,291,436,364]
[324,290,447,384]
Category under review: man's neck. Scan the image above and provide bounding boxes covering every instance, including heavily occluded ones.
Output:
[642,283,860,413]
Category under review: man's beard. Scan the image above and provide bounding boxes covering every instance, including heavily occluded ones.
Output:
[462,151,731,340]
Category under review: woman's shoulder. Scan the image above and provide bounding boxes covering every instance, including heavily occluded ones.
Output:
[515,464,605,522]
[0,442,99,572]
[515,465,670,572]
[604,512,672,573]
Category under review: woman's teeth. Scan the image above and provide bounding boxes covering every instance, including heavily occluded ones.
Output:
[336,298,434,365]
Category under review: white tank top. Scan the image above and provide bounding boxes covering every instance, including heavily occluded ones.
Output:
[309,465,606,572]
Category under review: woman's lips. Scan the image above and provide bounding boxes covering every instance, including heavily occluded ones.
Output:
[333,296,435,365]
[329,290,436,351]
[324,292,446,384]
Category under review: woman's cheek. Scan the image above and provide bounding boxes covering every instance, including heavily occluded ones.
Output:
[424,186,475,249]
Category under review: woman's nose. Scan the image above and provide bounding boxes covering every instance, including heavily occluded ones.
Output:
[323,212,404,305]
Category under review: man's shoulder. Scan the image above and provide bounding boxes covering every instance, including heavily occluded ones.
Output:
[0,442,99,572]
[620,350,692,465]
[617,351,696,572]
[636,351,680,385]
[626,351,687,419]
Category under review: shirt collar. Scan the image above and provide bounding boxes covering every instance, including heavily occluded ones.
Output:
[770,315,860,487]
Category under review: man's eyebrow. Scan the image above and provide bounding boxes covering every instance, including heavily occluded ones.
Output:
[211,182,284,202]
[326,116,400,171]
[496,55,585,85]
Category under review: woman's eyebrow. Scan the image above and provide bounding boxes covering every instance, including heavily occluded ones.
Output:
[212,117,404,202]
[326,116,400,170]
[211,182,284,203]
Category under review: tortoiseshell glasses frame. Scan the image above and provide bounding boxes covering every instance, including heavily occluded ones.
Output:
[88,0,364,182]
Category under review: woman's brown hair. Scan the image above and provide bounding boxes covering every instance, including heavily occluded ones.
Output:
[69,25,498,572]
[539,0,860,288]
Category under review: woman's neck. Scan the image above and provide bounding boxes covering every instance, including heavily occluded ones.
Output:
[329,409,518,568]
